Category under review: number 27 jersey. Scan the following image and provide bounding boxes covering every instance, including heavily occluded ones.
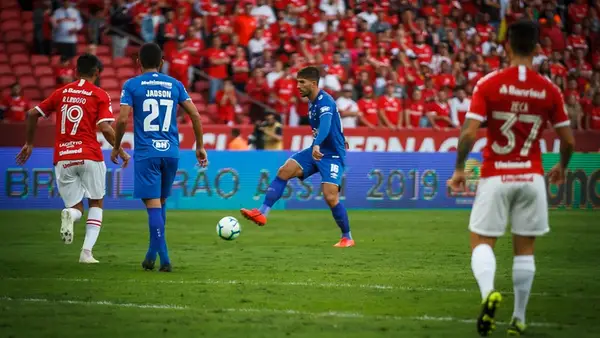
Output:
[120,72,191,160]
[466,65,570,178]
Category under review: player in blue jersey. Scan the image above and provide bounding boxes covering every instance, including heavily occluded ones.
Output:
[111,43,208,272]
[241,66,354,247]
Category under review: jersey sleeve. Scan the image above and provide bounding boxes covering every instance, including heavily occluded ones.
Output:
[549,84,570,128]
[97,90,115,125]
[177,80,191,103]
[465,80,487,122]
[35,89,59,117]
[120,79,134,106]
[318,101,334,117]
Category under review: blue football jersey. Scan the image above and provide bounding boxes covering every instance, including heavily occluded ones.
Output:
[120,72,190,160]
[308,90,346,159]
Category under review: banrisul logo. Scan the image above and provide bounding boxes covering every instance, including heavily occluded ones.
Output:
[152,139,170,151]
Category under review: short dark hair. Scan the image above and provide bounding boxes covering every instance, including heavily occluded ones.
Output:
[297,66,320,84]
[508,20,539,57]
[76,53,101,77]
[231,128,241,137]
[139,43,163,69]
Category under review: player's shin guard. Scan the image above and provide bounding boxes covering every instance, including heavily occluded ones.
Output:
[471,244,497,300]
[512,255,535,324]
[259,176,287,216]
[147,207,170,265]
[82,207,102,251]
[331,203,351,239]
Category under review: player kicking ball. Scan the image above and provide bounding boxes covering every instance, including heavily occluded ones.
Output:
[241,67,353,248]
[447,21,575,337]
[16,54,130,263]
[112,43,208,272]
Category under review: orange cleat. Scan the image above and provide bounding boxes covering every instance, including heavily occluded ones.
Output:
[333,238,355,248]
[240,208,267,226]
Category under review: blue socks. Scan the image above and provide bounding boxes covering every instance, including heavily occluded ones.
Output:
[259,176,287,217]
[331,203,352,239]
[146,207,170,265]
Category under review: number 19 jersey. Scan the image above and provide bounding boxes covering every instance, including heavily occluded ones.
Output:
[120,72,191,160]
[466,65,570,178]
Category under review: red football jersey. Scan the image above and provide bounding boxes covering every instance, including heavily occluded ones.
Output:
[358,98,379,126]
[406,100,425,127]
[589,106,600,130]
[428,101,452,128]
[378,95,402,125]
[466,66,570,178]
[1,95,30,122]
[35,79,114,165]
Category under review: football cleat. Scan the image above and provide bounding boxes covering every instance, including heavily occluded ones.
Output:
[142,259,155,271]
[240,208,267,226]
[60,209,74,244]
[507,317,527,336]
[159,263,172,272]
[477,290,502,336]
[79,250,99,264]
[333,238,355,248]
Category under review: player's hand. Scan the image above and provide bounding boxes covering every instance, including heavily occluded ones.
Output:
[312,145,323,161]
[344,140,349,150]
[118,149,130,168]
[447,170,466,192]
[110,147,121,166]
[548,164,566,185]
[15,144,33,165]
[196,147,208,168]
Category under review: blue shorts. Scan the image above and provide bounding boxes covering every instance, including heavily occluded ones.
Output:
[290,148,344,186]
[134,157,179,199]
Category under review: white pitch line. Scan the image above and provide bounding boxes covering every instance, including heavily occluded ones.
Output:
[0,296,563,328]
[0,296,187,310]
[1,277,594,299]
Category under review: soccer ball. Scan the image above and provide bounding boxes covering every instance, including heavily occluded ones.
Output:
[216,216,241,241]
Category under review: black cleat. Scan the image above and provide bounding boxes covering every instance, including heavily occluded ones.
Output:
[159,263,172,272]
[142,259,155,271]
[477,290,503,336]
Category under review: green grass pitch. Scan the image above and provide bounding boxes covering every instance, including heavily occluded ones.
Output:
[0,209,598,338]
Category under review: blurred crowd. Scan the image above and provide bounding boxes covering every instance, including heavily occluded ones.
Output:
[1,0,600,131]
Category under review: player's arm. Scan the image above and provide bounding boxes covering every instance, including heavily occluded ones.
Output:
[178,82,208,166]
[455,117,481,170]
[425,110,439,130]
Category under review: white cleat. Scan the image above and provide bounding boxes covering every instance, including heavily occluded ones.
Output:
[79,250,99,264]
[60,209,74,244]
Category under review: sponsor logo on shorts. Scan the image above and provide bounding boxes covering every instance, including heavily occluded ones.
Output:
[59,141,83,148]
[59,148,83,156]
[152,139,171,151]
[62,160,84,169]
[330,164,340,179]
[501,174,534,183]
[494,160,532,169]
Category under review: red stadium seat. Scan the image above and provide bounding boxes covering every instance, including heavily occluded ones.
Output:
[113,57,133,68]
[4,31,25,43]
[50,55,61,66]
[31,55,50,65]
[21,11,33,22]
[23,88,42,101]
[14,64,33,76]
[97,45,110,56]
[107,90,121,101]
[1,19,20,32]
[199,114,212,124]
[76,44,87,55]
[102,78,120,90]
[77,34,86,43]
[98,55,112,67]
[194,81,209,92]
[6,43,27,54]
[34,65,54,77]
[39,76,56,89]
[0,0,18,10]
[19,75,37,88]
[0,10,20,22]
[23,21,34,33]
[9,53,29,65]
[190,92,203,104]
[116,67,136,80]
[101,66,116,77]
[43,87,55,98]
[207,104,218,117]
[0,64,12,75]
[29,100,40,109]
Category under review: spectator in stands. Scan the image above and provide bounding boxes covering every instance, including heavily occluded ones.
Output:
[566,93,585,130]
[426,90,455,130]
[357,86,378,128]
[0,83,30,123]
[87,3,103,45]
[33,0,53,55]
[55,55,75,88]
[259,112,283,150]
[378,84,403,130]
[51,0,82,60]
[228,128,249,151]
[246,69,270,123]
[232,47,250,92]
[205,36,230,103]
[216,79,238,125]
[248,28,268,67]
[165,36,192,88]
[109,0,132,58]
[588,92,600,130]
[251,0,276,26]
[406,89,426,129]
[233,2,258,47]
[266,60,284,88]
[337,84,360,129]
[450,88,471,127]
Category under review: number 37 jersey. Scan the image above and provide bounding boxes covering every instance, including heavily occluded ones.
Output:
[35,79,114,165]
[466,65,570,178]
[120,72,191,160]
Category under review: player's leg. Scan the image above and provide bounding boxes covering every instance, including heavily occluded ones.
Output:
[316,158,353,247]
[468,176,510,336]
[507,175,548,336]
[55,161,85,244]
[134,158,164,271]
[78,161,107,264]
[152,157,180,272]
[241,148,313,225]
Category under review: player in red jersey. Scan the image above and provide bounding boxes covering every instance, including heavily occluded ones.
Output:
[447,21,575,337]
[15,54,130,264]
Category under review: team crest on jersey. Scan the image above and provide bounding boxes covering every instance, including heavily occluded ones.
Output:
[448,158,481,199]
[152,139,171,151]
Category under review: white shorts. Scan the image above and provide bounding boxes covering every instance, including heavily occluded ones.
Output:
[55,160,107,208]
[469,174,549,237]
